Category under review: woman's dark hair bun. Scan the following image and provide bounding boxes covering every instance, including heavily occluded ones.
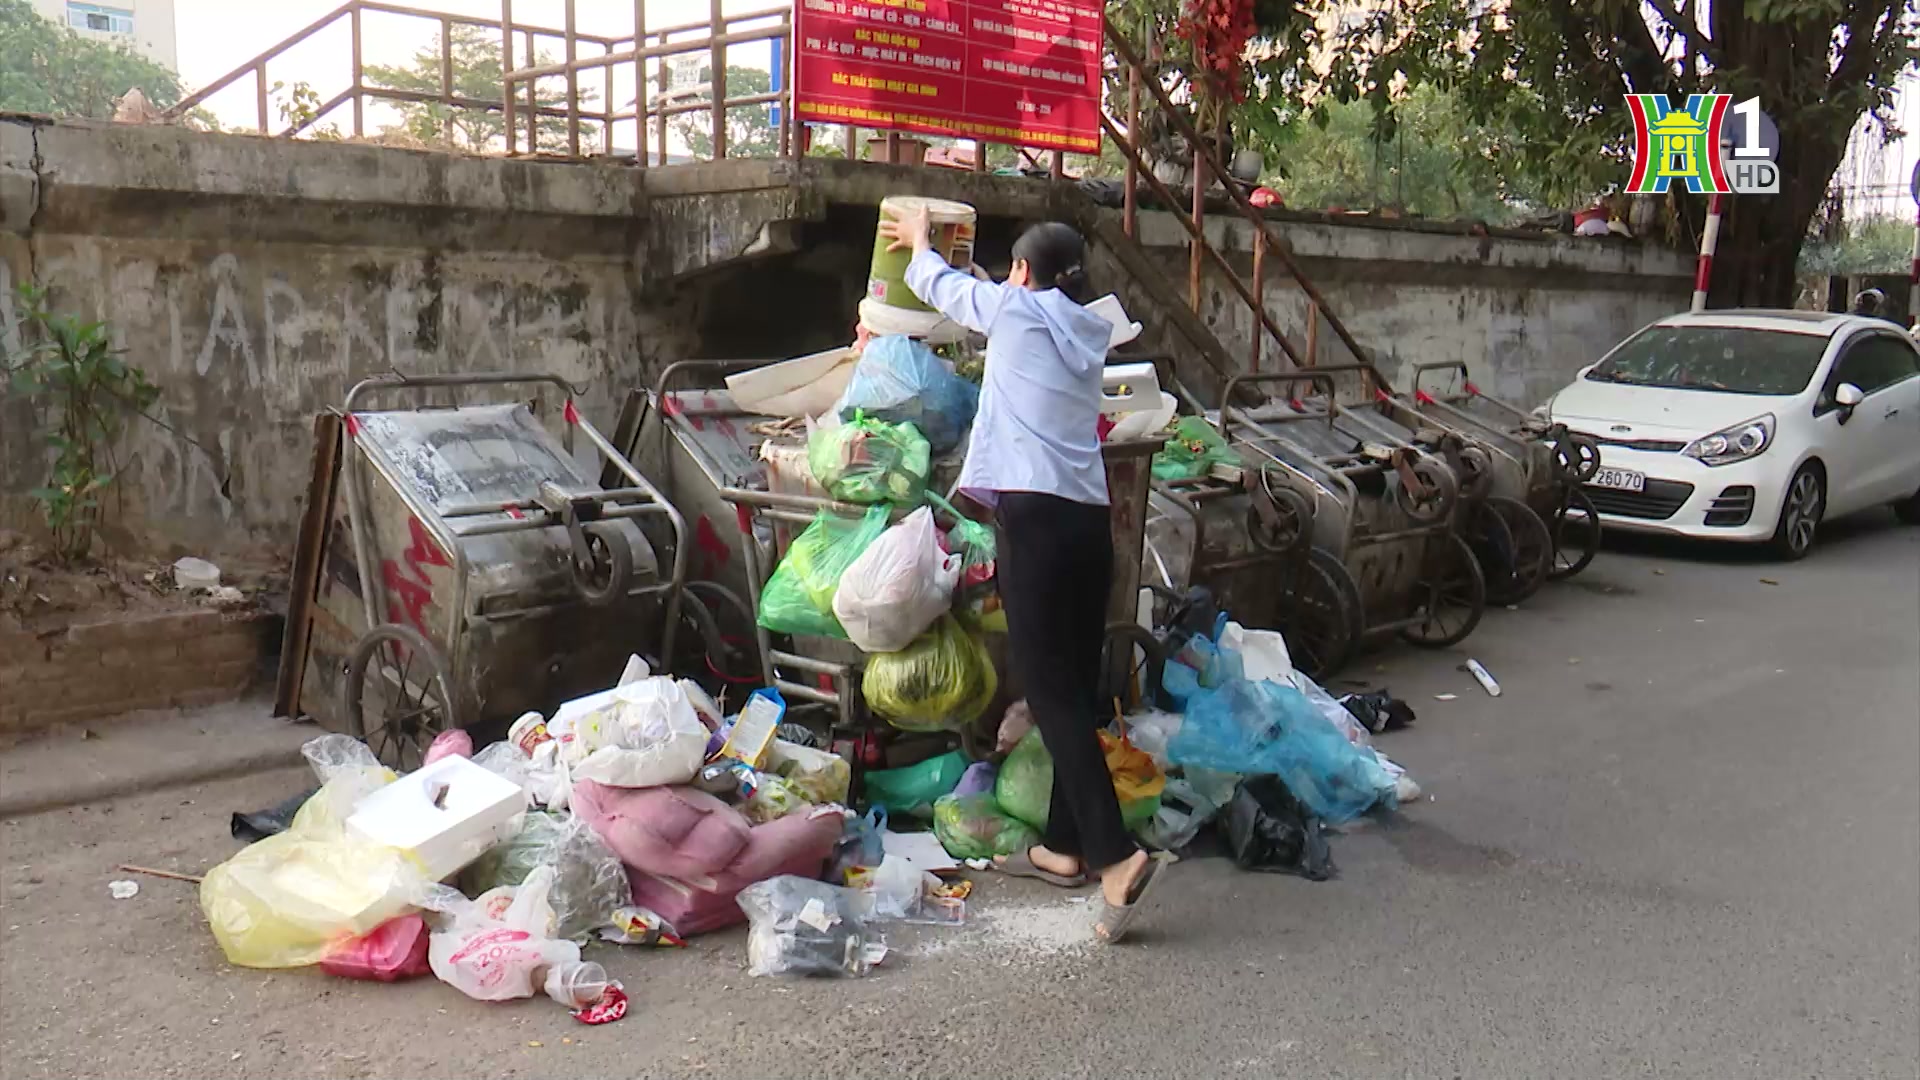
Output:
[1012,221,1091,301]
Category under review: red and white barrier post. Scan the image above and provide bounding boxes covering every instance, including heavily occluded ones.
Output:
[1692,193,1726,313]
[1908,203,1918,329]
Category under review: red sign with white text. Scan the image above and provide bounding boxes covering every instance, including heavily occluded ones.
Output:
[794,0,1103,153]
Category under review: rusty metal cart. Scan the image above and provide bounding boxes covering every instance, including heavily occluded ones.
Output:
[1289,363,1557,607]
[1407,360,1604,581]
[277,371,692,769]
[1146,369,1483,679]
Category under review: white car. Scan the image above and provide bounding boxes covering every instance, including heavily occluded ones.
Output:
[1542,310,1920,559]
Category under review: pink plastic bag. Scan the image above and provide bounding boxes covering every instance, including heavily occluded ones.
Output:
[319,914,431,982]
[424,729,474,764]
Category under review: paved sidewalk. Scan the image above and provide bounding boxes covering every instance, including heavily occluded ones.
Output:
[0,696,313,817]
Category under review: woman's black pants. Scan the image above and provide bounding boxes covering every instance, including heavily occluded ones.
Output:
[995,491,1136,869]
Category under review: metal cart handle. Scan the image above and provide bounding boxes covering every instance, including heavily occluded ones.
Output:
[1217,371,1338,443]
[344,372,584,414]
[1409,361,1473,401]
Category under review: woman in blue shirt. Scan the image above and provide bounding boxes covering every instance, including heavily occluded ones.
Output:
[880,205,1167,943]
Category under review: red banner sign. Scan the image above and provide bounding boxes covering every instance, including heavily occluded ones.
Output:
[794,0,1104,154]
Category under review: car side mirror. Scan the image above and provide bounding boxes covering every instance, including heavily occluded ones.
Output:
[1833,382,1864,424]
[1577,363,1598,379]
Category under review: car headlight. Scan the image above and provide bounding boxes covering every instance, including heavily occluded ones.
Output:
[1682,413,1774,466]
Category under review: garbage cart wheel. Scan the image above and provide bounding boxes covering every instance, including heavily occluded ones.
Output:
[1248,478,1314,555]
[1552,434,1602,484]
[1547,489,1602,581]
[1277,548,1362,680]
[1398,533,1485,649]
[341,623,455,771]
[1100,622,1169,713]
[571,522,633,607]
[1456,445,1495,501]
[1476,496,1551,605]
[1394,456,1459,524]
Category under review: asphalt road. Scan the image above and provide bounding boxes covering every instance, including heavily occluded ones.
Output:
[4,515,1916,1080]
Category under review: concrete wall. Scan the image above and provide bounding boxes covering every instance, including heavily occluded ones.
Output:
[0,116,681,565]
[1132,210,1696,407]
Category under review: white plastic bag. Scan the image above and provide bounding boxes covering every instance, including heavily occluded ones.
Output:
[832,507,962,653]
[862,854,930,921]
[424,866,582,1001]
[556,677,709,789]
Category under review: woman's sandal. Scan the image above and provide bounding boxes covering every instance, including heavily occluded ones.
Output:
[1093,852,1173,944]
[995,847,1087,888]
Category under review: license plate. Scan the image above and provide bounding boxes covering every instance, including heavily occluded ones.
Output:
[1590,466,1646,492]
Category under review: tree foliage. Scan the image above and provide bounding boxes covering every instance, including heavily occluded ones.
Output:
[670,66,780,159]
[365,24,593,152]
[0,0,180,119]
[1801,215,1919,275]
[1268,83,1534,222]
[1105,0,1917,304]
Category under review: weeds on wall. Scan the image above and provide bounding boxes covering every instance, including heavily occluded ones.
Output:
[3,286,161,562]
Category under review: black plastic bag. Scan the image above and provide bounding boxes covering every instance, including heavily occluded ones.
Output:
[1224,776,1334,880]
[229,787,318,844]
[1340,690,1417,735]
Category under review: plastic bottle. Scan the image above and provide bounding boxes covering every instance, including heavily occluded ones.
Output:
[542,959,610,1009]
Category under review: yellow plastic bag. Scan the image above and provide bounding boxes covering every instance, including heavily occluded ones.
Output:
[764,739,852,805]
[199,773,425,969]
[863,614,997,733]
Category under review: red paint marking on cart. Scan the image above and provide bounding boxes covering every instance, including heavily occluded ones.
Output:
[1415,390,1437,406]
[1464,381,1482,397]
[344,413,360,436]
[563,399,580,426]
[1373,387,1392,403]
[694,515,732,578]
[504,506,525,519]
[381,517,452,639]
[734,504,754,535]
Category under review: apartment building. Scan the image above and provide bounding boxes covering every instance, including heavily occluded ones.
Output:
[31,0,178,71]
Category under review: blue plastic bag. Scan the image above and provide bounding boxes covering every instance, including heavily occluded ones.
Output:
[835,335,980,454]
[1164,635,1396,825]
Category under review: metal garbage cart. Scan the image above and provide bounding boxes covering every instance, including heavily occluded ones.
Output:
[1143,369,1483,679]
[278,372,691,769]
[1405,360,1604,580]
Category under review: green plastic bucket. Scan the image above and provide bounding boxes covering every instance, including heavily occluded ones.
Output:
[868,196,977,314]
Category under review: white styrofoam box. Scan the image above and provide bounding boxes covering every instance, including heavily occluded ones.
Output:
[345,755,526,881]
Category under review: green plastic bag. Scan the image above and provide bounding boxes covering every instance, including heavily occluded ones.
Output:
[933,793,1040,860]
[863,614,998,733]
[1151,416,1239,481]
[863,749,968,820]
[808,414,931,504]
[995,729,1163,832]
[757,507,889,638]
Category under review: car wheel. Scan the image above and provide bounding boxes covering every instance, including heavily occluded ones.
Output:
[1769,465,1824,560]
[1895,488,1920,525]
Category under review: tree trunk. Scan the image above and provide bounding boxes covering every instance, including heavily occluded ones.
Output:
[1703,122,1849,309]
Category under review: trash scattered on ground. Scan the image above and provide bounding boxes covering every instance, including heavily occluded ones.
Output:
[1465,659,1502,697]
[108,879,139,899]
[1434,693,1458,701]
[116,863,203,885]
[172,556,221,590]
[1759,578,1780,586]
